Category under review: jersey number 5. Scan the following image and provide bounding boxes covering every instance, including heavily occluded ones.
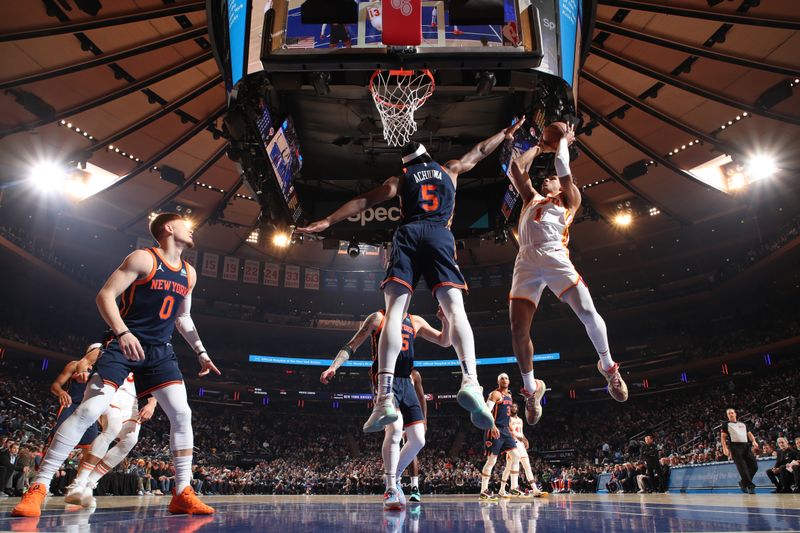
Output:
[420,184,439,212]
[401,333,410,352]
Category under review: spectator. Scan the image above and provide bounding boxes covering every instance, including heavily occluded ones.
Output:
[766,437,797,493]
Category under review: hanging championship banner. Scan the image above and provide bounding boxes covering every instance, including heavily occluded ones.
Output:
[201,253,219,278]
[285,265,300,288]
[136,237,154,250]
[223,256,240,281]
[263,262,280,286]
[182,249,198,267]
[305,268,320,290]
[243,259,260,284]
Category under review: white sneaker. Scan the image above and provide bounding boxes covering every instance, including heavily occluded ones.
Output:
[458,378,493,430]
[395,481,406,507]
[521,379,546,426]
[63,481,85,506]
[80,482,97,507]
[363,395,398,433]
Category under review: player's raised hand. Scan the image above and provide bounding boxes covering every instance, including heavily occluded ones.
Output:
[504,116,526,140]
[564,122,576,145]
[197,353,221,377]
[295,219,330,234]
[119,331,145,361]
[320,368,336,384]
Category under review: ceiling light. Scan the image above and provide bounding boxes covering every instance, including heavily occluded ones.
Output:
[746,154,778,180]
[273,232,290,247]
[613,213,633,227]
[29,162,67,193]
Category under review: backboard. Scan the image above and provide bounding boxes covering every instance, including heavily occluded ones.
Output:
[253,0,543,72]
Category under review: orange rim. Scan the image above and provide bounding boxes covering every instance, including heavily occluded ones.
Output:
[369,69,435,110]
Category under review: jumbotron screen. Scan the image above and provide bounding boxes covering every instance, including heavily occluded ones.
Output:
[265,116,304,223]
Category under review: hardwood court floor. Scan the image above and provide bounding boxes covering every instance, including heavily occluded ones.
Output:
[1,493,799,532]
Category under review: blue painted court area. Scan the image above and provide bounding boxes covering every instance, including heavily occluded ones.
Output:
[2,494,800,532]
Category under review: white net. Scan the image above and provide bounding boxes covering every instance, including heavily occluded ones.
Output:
[369,69,435,147]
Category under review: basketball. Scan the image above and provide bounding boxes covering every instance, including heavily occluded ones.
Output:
[540,121,568,150]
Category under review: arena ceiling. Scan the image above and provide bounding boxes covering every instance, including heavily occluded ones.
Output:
[0,0,798,269]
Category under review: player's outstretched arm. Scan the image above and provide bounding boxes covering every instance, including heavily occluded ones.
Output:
[486,390,501,437]
[297,177,400,234]
[445,118,526,178]
[509,145,544,204]
[175,265,220,377]
[321,312,383,383]
[412,312,451,348]
[551,123,581,211]
[50,361,79,407]
[96,249,154,361]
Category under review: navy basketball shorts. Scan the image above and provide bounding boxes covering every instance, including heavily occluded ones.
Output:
[486,426,517,456]
[50,404,99,448]
[382,222,467,295]
[392,377,425,428]
[97,340,184,398]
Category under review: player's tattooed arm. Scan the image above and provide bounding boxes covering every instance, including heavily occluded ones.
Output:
[297,177,400,234]
[446,118,526,178]
[321,312,382,383]
[509,146,542,203]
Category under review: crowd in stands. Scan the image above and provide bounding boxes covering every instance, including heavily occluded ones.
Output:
[2,345,797,496]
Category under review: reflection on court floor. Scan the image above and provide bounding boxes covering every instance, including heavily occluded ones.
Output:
[2,494,800,532]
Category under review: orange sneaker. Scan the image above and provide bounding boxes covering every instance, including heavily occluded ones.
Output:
[168,486,215,515]
[11,482,48,517]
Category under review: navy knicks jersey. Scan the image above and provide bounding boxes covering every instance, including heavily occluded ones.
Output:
[492,390,513,428]
[400,161,456,226]
[371,312,416,378]
[67,375,88,405]
[118,247,190,344]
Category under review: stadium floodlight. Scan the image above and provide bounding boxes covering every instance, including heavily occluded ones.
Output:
[29,161,67,193]
[273,232,291,248]
[746,154,778,181]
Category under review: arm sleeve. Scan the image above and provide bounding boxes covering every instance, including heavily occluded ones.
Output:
[174,292,206,354]
[555,137,571,178]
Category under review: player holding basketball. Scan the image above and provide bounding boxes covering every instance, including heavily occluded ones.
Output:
[13,213,220,517]
[320,309,448,509]
[299,120,526,435]
[479,373,520,501]
[507,122,627,426]
[499,402,545,497]
[65,345,157,507]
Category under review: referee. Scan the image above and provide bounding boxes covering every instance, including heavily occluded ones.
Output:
[720,408,759,494]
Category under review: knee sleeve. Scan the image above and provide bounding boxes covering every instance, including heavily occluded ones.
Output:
[483,455,498,475]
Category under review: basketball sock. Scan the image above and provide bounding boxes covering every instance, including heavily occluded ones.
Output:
[174,455,193,493]
[87,421,141,485]
[378,285,411,396]
[521,457,535,481]
[561,283,615,370]
[73,461,95,484]
[395,423,425,479]
[521,370,536,393]
[411,476,419,487]
[435,287,478,380]
[382,420,402,491]
[501,457,512,483]
[86,460,112,485]
[511,472,519,491]
[35,375,116,485]
[481,455,497,492]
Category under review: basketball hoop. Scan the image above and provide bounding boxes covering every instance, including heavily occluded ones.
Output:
[369,69,435,147]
